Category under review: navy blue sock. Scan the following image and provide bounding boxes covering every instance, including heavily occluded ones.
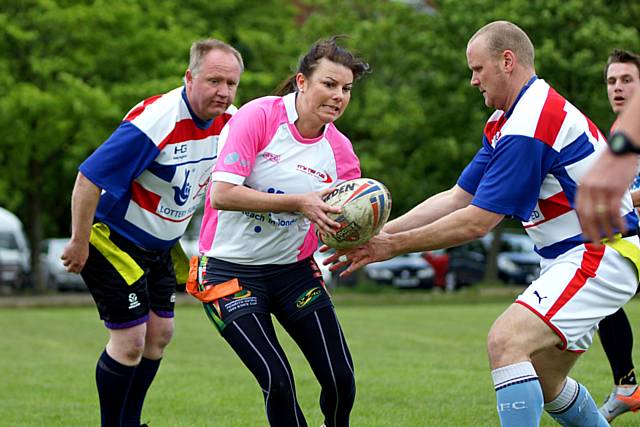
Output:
[95,350,137,427]
[121,357,161,427]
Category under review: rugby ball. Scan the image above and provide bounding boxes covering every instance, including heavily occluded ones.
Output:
[319,178,392,249]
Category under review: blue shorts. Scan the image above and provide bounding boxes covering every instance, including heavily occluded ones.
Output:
[201,256,332,332]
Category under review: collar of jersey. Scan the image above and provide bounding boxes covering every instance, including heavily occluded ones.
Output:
[181,87,214,130]
[283,92,329,138]
[504,75,538,119]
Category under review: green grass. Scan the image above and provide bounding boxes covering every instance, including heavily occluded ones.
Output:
[1,291,640,426]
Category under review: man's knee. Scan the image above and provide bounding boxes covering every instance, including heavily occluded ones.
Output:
[107,326,147,364]
[145,316,174,357]
[487,325,524,368]
[487,305,558,369]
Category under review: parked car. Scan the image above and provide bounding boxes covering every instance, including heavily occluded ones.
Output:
[0,207,31,289]
[490,232,541,284]
[422,249,449,288]
[424,231,540,291]
[364,252,434,289]
[444,239,488,291]
[41,238,85,291]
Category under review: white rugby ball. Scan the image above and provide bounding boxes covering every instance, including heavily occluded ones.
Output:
[319,178,392,249]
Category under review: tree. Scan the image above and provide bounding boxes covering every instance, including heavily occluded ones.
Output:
[0,0,298,290]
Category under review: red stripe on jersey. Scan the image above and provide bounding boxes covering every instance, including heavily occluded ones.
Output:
[158,114,231,151]
[545,244,605,319]
[534,88,567,147]
[538,191,572,221]
[483,113,507,147]
[124,95,163,122]
[585,116,603,142]
[130,181,161,212]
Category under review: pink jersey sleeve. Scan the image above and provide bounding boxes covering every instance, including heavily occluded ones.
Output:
[326,125,361,181]
[213,97,281,181]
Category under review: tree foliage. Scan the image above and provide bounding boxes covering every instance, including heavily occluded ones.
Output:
[0,0,638,289]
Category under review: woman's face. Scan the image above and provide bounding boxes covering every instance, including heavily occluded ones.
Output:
[296,58,354,128]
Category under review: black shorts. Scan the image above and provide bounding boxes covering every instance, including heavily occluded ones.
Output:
[202,256,332,332]
[81,227,177,329]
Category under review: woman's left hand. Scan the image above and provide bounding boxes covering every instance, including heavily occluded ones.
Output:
[298,188,342,236]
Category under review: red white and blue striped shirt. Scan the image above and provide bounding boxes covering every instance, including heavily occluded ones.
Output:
[458,77,638,259]
[80,87,235,250]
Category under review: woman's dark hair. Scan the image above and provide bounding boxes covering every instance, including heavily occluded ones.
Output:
[274,36,370,96]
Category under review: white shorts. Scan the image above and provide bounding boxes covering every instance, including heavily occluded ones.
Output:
[516,238,639,352]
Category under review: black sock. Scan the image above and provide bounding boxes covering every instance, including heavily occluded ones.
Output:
[599,308,637,385]
[95,350,137,427]
[121,357,161,427]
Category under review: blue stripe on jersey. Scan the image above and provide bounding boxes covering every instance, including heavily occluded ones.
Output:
[548,134,597,207]
[536,234,585,258]
[553,133,595,166]
[624,210,639,233]
[471,135,557,221]
[536,211,639,258]
[80,121,159,198]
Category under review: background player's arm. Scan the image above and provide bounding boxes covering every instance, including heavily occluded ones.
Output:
[61,172,101,273]
[384,185,473,234]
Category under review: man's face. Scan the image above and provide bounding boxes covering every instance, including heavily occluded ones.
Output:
[185,49,242,121]
[607,62,640,115]
[466,37,509,110]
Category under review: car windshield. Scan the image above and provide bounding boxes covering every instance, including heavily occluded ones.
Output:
[0,232,18,250]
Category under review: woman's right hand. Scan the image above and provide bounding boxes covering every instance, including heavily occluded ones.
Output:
[298,188,342,237]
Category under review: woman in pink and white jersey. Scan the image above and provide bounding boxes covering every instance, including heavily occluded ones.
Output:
[195,37,369,427]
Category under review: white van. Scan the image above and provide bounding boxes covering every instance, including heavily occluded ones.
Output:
[0,207,31,288]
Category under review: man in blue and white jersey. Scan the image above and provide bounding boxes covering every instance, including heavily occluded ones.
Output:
[61,39,243,427]
[329,21,640,427]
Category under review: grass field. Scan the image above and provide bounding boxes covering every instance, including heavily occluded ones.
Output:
[2,289,640,426]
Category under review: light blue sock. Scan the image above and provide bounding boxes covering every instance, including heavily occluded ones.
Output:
[492,361,544,426]
[545,377,609,426]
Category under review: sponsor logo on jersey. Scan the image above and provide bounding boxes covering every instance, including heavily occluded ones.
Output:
[263,152,281,163]
[128,293,141,310]
[172,169,192,206]
[192,168,213,200]
[296,164,333,183]
[492,130,502,146]
[224,152,240,165]
[295,287,323,309]
[173,143,188,160]
[156,203,197,221]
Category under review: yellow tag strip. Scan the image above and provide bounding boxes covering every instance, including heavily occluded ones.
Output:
[89,223,144,286]
[603,234,640,281]
[171,242,190,285]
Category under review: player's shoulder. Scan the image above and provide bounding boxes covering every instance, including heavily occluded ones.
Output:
[325,123,351,144]
[238,96,282,114]
[122,87,183,133]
